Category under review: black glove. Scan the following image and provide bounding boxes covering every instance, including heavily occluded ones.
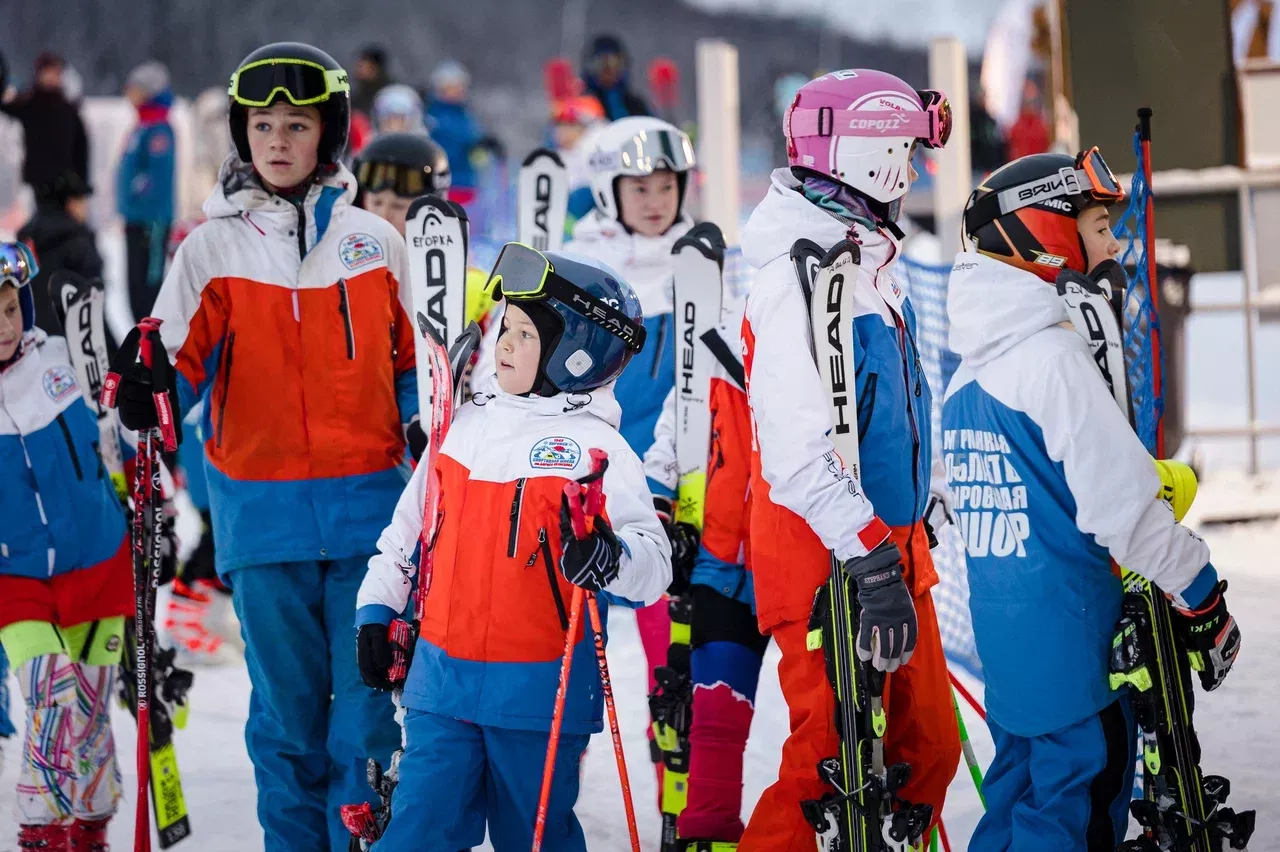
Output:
[1174,580,1241,692]
[406,419,428,462]
[559,495,622,592]
[654,496,699,597]
[108,324,183,447]
[357,623,397,692]
[842,540,917,673]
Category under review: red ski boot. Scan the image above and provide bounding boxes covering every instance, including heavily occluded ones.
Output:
[17,823,70,850]
[70,818,109,852]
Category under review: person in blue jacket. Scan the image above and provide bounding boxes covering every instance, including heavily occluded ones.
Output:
[117,60,176,321]
[943,150,1243,849]
[0,242,133,852]
[425,61,485,199]
[581,34,650,121]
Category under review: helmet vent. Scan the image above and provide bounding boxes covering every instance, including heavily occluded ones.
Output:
[565,349,594,377]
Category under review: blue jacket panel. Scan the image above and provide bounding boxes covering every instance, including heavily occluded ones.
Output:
[425,101,483,189]
[116,107,175,224]
[614,312,675,458]
[0,334,125,580]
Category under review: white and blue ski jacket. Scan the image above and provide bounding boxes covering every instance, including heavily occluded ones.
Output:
[941,253,1218,737]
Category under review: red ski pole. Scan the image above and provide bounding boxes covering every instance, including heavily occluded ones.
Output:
[584,594,641,850]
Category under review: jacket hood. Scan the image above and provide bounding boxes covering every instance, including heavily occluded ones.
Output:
[567,210,693,317]
[947,251,1070,366]
[741,168,897,272]
[203,154,357,220]
[472,369,623,429]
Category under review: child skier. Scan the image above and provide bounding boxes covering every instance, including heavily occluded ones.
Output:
[106,42,416,852]
[564,114,697,788]
[737,70,961,848]
[354,245,672,850]
[353,131,452,238]
[944,149,1242,848]
[642,281,764,847]
[0,242,132,851]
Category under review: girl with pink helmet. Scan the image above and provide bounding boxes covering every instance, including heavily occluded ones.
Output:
[737,69,960,848]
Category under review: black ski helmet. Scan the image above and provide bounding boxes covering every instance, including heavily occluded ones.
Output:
[963,148,1124,282]
[227,42,351,165]
[352,133,451,201]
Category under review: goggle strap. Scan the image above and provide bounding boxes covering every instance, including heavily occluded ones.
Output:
[788,106,935,142]
[509,274,646,353]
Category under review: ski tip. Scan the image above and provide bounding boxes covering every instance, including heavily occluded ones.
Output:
[789,238,825,264]
[1053,268,1101,296]
[672,222,727,264]
[445,198,470,223]
[521,147,565,168]
[416,311,448,348]
[406,193,455,223]
[820,239,861,269]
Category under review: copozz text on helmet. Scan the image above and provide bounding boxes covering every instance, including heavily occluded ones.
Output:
[848,112,912,133]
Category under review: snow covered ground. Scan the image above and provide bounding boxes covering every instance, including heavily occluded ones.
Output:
[3,510,1274,850]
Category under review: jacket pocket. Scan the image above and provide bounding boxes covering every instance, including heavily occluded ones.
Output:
[507,478,527,557]
[56,413,83,480]
[857,372,878,442]
[216,332,236,448]
[337,279,356,360]
[531,527,570,632]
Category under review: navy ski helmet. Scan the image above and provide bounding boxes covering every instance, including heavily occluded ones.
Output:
[227,42,351,165]
[352,132,451,202]
[0,242,39,334]
[486,244,645,395]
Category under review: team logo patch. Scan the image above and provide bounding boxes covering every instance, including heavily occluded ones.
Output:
[530,436,582,470]
[43,366,78,402]
[339,233,384,270]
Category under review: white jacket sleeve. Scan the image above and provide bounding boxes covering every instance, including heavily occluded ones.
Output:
[355,459,426,622]
[641,388,679,498]
[1031,347,1210,596]
[745,266,886,562]
[600,444,673,605]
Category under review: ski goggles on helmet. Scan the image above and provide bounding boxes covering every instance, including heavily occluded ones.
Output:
[0,242,38,288]
[354,160,447,197]
[786,88,953,150]
[228,58,349,108]
[976,146,1126,223]
[588,127,695,176]
[484,242,646,352]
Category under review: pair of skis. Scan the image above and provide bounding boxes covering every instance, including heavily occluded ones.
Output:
[1057,262,1254,852]
[56,274,193,851]
[791,240,932,852]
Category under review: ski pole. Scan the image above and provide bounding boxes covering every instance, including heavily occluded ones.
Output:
[948,669,985,720]
[584,593,641,851]
[952,688,986,808]
[532,449,607,851]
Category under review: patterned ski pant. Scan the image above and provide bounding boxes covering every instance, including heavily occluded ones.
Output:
[2,620,123,825]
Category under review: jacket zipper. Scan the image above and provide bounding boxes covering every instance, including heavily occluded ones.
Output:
[507,478,527,557]
[216,332,236,447]
[56,413,83,480]
[857,373,878,442]
[650,314,667,379]
[294,201,308,260]
[534,528,570,632]
[894,316,923,580]
[337,279,356,360]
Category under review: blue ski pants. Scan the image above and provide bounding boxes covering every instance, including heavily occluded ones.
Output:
[373,710,589,851]
[229,557,401,852]
[971,696,1136,851]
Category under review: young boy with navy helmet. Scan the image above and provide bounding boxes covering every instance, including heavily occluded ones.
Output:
[355,245,672,851]
[943,149,1243,848]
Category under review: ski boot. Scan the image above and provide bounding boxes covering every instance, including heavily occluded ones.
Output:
[70,818,110,852]
[164,578,239,665]
[18,823,70,850]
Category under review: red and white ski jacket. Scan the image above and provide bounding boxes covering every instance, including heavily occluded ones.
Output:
[740,169,937,632]
[356,377,671,733]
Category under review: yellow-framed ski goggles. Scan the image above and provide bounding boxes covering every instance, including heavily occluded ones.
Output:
[484,242,646,352]
[228,58,349,108]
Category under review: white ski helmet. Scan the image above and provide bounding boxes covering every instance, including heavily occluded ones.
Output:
[587,116,696,222]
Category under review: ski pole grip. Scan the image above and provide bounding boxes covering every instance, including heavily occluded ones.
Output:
[1137,107,1152,142]
[387,618,413,685]
[584,449,608,517]
[139,318,179,453]
[563,449,610,541]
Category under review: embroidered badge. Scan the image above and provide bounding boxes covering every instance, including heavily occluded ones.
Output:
[339,233,384,270]
[530,436,582,471]
[43,366,78,403]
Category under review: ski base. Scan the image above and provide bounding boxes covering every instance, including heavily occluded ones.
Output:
[150,741,191,848]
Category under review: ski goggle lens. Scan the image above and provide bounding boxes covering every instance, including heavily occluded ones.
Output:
[917,89,953,150]
[228,60,349,108]
[485,242,552,299]
[0,242,38,288]
[1077,147,1124,202]
[588,127,695,176]
[355,161,448,197]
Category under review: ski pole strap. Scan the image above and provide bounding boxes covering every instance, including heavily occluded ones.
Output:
[564,449,610,539]
[102,317,179,452]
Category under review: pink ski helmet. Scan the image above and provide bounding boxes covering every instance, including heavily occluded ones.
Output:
[784,69,952,207]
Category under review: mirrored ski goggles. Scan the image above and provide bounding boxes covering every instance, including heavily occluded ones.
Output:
[354,160,448,197]
[981,146,1126,221]
[484,242,646,353]
[787,89,953,149]
[587,127,695,176]
[0,242,38,288]
[228,59,349,108]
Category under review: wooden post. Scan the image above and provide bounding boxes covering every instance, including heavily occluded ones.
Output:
[695,40,741,245]
[929,37,973,258]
